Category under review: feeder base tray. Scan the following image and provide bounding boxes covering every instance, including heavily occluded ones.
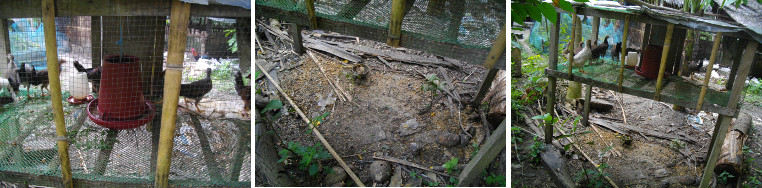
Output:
[87,98,155,130]
[67,95,94,105]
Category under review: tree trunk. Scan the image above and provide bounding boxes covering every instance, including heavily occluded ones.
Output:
[255,122,295,186]
[714,112,752,179]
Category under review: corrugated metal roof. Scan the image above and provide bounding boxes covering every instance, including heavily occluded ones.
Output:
[713,0,762,43]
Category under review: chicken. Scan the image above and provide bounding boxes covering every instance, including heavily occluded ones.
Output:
[569,40,592,74]
[612,42,640,62]
[562,41,584,57]
[16,60,64,98]
[179,68,213,112]
[192,48,200,61]
[73,61,102,94]
[591,35,609,61]
[235,71,251,118]
[6,54,19,84]
[17,63,37,97]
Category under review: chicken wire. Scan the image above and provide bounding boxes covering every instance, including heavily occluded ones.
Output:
[0,2,251,187]
[256,0,506,49]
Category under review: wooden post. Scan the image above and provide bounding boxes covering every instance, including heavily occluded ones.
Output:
[640,23,651,67]
[0,19,10,72]
[289,23,304,55]
[618,15,630,92]
[236,18,252,73]
[387,0,405,47]
[566,14,581,102]
[582,84,592,126]
[653,23,674,100]
[472,24,506,107]
[696,32,723,111]
[568,13,577,76]
[699,41,758,187]
[155,1,190,187]
[725,39,746,90]
[457,120,505,186]
[42,0,73,187]
[591,17,600,45]
[545,14,560,144]
[91,16,102,67]
[511,47,521,77]
[305,0,318,29]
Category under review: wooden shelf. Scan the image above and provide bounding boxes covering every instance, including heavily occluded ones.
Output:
[546,63,736,116]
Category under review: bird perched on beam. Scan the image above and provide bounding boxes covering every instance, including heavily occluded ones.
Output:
[569,40,592,74]
[591,35,610,62]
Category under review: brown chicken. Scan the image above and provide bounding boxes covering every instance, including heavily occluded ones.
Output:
[179,68,213,112]
[235,71,251,117]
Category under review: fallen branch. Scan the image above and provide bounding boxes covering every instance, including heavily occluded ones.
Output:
[372,155,454,177]
[589,118,697,144]
[304,38,362,63]
[609,91,627,124]
[256,63,366,187]
[554,125,620,188]
[556,106,622,157]
[334,42,458,69]
[306,50,349,102]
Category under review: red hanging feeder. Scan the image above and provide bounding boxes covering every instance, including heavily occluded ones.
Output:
[636,45,671,79]
[87,55,155,130]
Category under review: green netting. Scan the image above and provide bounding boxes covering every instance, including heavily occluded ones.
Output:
[256,0,506,49]
[555,60,731,108]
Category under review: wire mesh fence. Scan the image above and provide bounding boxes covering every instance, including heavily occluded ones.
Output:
[256,0,506,49]
[0,1,251,187]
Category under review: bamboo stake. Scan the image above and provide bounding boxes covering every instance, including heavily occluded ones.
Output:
[387,0,405,47]
[155,1,190,187]
[545,13,560,144]
[654,23,674,100]
[41,0,72,187]
[305,0,318,29]
[696,32,723,111]
[472,24,506,107]
[256,63,366,187]
[618,15,630,92]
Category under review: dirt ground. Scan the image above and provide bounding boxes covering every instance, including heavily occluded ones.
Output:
[511,75,762,187]
[254,26,506,186]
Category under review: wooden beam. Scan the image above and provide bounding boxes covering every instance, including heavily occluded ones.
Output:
[619,15,630,92]
[42,0,73,187]
[582,84,593,126]
[305,0,318,29]
[236,18,252,73]
[472,24,506,107]
[654,23,674,100]
[0,18,11,78]
[289,23,304,55]
[697,32,723,111]
[0,0,249,18]
[92,130,119,175]
[387,0,405,47]
[155,0,190,187]
[545,13,561,144]
[457,120,505,186]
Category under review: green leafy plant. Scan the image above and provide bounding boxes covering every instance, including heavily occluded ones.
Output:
[743,175,762,188]
[669,138,685,151]
[718,171,735,185]
[574,163,610,188]
[307,111,331,134]
[443,157,459,174]
[277,141,332,176]
[421,74,445,99]
[484,173,506,187]
[527,135,545,163]
[745,79,762,106]
[224,29,238,53]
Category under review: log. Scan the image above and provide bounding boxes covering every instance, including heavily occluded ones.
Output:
[577,98,614,112]
[714,112,752,178]
[481,70,506,125]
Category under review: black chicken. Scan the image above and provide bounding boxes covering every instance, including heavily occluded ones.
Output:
[17,63,37,97]
[235,71,251,118]
[611,42,641,62]
[179,68,213,112]
[73,61,102,94]
[591,35,609,61]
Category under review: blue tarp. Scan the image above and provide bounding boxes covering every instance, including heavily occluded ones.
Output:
[9,18,70,70]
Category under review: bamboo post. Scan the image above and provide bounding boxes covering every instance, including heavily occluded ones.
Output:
[696,32,723,111]
[155,1,190,187]
[699,41,758,187]
[566,14,582,102]
[472,24,506,107]
[545,14,561,144]
[305,0,318,29]
[568,13,577,76]
[387,0,405,47]
[257,63,366,187]
[618,15,630,92]
[653,23,674,100]
[41,0,73,187]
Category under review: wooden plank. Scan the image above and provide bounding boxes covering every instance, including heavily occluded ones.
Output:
[236,18,252,73]
[188,115,223,180]
[582,84,592,126]
[42,0,73,187]
[540,146,576,188]
[0,0,249,18]
[91,130,118,175]
[155,0,190,187]
[255,5,504,69]
[0,19,11,78]
[289,23,304,55]
[544,69,737,116]
[329,40,456,68]
[457,120,505,186]
[589,118,698,143]
[699,115,734,187]
[303,38,362,63]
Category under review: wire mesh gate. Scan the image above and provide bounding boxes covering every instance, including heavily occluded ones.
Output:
[0,0,251,187]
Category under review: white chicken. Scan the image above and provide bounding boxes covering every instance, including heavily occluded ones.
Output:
[567,39,592,74]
